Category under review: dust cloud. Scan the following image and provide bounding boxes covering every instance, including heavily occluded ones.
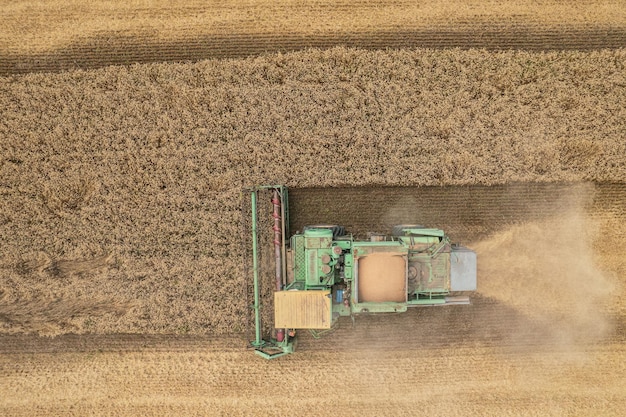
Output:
[380,194,421,227]
[473,184,615,349]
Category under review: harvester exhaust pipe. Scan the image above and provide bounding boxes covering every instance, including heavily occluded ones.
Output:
[272,189,286,342]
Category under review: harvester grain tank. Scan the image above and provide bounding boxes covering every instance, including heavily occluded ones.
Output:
[247,186,476,358]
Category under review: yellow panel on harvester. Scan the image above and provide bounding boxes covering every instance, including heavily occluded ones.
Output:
[274,290,331,329]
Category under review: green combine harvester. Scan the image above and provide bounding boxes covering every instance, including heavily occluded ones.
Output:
[246,186,476,359]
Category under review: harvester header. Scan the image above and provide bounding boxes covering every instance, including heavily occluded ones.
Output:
[245,186,476,358]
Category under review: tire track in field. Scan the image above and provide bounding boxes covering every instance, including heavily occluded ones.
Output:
[2,25,625,75]
[286,183,626,353]
[288,183,626,243]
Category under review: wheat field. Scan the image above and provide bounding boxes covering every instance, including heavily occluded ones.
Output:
[1,47,624,335]
[1,0,626,415]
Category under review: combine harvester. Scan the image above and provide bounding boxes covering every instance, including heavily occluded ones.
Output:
[246,186,476,358]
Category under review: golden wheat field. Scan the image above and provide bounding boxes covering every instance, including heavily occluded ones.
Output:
[1,0,626,415]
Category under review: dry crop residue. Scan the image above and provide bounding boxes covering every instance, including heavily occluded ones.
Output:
[1,0,625,74]
[1,335,625,416]
[1,2,626,412]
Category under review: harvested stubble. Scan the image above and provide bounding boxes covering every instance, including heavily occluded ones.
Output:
[1,0,625,74]
[0,47,625,335]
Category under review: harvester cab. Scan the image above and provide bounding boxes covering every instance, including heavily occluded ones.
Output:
[245,186,476,359]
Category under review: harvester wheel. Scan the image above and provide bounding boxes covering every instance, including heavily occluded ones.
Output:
[303,224,345,239]
[392,224,424,236]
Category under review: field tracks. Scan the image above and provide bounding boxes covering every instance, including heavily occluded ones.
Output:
[1,0,625,74]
